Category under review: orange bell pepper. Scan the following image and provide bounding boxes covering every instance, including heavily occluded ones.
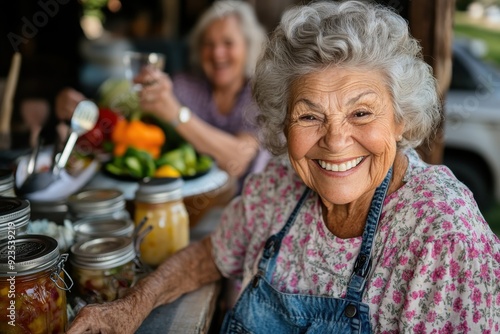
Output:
[111,118,165,159]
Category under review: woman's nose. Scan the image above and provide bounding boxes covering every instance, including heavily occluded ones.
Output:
[212,44,227,59]
[320,122,353,152]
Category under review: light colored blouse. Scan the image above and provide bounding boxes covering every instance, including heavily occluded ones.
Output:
[172,73,257,135]
[211,149,500,332]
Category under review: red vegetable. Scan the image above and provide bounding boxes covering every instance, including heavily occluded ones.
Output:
[76,108,122,154]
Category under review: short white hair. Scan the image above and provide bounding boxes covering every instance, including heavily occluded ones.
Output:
[253,0,441,155]
[189,1,267,78]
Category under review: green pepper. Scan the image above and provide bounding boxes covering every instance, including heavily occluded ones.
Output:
[105,163,124,176]
[196,154,213,173]
[156,148,186,174]
[124,156,143,178]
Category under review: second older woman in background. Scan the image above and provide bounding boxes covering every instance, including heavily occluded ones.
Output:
[135,1,268,182]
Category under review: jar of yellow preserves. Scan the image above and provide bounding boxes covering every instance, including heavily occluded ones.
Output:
[134,178,189,267]
[0,235,72,334]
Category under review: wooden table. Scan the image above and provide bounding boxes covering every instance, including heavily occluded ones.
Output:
[135,282,221,334]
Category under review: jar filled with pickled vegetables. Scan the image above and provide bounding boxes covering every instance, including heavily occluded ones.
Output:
[0,197,30,237]
[0,235,71,334]
[67,189,129,221]
[0,169,15,197]
[134,178,189,267]
[70,236,137,304]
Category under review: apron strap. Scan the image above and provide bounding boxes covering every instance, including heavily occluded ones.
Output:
[259,187,311,273]
[346,167,393,300]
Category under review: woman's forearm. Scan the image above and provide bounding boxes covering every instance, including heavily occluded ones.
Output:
[136,236,222,308]
[174,114,259,177]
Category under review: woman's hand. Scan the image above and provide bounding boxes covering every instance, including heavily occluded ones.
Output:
[134,67,181,124]
[66,290,153,334]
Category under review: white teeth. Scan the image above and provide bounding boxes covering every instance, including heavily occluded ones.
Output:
[318,157,362,172]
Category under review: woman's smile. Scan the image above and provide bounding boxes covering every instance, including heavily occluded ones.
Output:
[316,156,364,172]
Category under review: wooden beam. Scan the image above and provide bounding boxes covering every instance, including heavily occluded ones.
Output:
[409,0,455,164]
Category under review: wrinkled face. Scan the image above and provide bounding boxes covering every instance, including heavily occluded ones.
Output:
[200,15,247,89]
[286,67,404,205]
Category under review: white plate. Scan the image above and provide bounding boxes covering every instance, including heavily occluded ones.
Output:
[16,149,100,201]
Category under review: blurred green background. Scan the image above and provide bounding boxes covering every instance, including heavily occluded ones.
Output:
[453,8,500,235]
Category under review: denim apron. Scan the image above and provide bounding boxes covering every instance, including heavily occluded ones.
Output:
[220,168,392,334]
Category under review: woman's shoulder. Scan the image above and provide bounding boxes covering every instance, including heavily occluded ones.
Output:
[403,148,474,203]
[388,148,493,242]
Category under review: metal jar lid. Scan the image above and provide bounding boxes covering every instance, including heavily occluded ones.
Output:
[0,235,61,276]
[73,218,134,241]
[0,169,14,194]
[29,200,68,225]
[0,197,30,233]
[135,178,184,204]
[70,237,135,270]
[68,189,125,217]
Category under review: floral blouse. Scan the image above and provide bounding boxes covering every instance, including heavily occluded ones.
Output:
[211,149,500,333]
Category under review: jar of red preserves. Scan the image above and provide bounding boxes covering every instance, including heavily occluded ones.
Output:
[0,235,72,334]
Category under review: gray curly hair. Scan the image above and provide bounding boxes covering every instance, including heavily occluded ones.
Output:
[253,0,441,156]
[189,1,267,78]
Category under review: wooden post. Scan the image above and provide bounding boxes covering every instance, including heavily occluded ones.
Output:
[160,0,179,39]
[408,0,456,164]
[0,52,21,150]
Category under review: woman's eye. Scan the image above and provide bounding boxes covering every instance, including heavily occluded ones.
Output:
[299,114,318,121]
[353,110,371,118]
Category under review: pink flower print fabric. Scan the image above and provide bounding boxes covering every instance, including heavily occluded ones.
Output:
[211,149,500,332]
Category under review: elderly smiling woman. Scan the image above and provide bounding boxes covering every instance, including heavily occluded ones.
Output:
[68,1,500,333]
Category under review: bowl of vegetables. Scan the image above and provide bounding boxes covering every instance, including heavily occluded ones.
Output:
[96,78,214,180]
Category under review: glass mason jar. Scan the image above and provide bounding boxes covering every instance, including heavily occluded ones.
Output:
[73,217,134,243]
[0,197,30,238]
[0,169,15,197]
[67,189,130,221]
[134,178,189,267]
[70,236,137,304]
[0,235,71,334]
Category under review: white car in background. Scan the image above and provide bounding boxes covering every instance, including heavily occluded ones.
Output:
[444,39,500,212]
